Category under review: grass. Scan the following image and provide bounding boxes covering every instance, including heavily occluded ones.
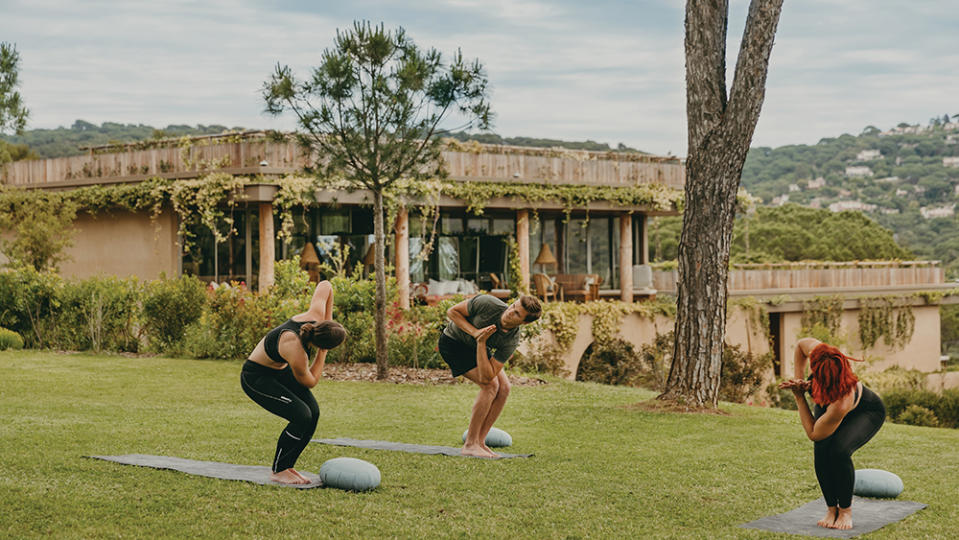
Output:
[1,350,958,539]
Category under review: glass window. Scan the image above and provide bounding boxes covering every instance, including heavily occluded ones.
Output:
[320,210,350,235]
[566,219,588,274]
[492,218,513,235]
[410,237,425,283]
[442,215,463,234]
[590,217,612,289]
[438,237,459,280]
[351,208,373,235]
[467,218,489,234]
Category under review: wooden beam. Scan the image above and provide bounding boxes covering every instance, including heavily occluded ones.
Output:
[517,209,530,293]
[258,202,275,290]
[395,206,410,310]
[620,213,633,302]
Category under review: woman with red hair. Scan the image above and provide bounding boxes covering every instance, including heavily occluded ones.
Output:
[779,337,886,530]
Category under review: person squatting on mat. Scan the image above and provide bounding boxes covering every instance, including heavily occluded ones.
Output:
[779,337,886,530]
[440,294,542,458]
[241,280,347,485]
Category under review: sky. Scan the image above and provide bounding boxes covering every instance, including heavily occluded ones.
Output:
[2,0,957,157]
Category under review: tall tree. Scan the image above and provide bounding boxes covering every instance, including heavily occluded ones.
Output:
[1,42,30,165]
[263,21,491,379]
[659,0,784,407]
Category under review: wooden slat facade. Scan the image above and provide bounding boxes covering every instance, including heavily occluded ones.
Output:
[1,138,685,189]
[652,261,947,293]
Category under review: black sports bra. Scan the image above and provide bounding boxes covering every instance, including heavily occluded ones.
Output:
[263,319,314,364]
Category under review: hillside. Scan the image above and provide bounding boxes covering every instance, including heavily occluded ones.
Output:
[741,117,959,276]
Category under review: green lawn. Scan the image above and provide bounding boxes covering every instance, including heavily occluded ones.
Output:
[1,351,957,539]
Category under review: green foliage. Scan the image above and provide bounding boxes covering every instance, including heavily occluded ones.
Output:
[859,366,927,395]
[0,120,239,159]
[896,405,939,427]
[0,187,78,271]
[720,344,772,403]
[182,284,270,359]
[51,276,141,352]
[857,296,915,350]
[141,275,207,351]
[576,338,649,387]
[0,264,61,347]
[731,204,911,262]
[0,327,23,350]
[0,42,29,137]
[883,388,959,429]
[800,296,845,342]
[325,273,399,364]
[444,130,648,154]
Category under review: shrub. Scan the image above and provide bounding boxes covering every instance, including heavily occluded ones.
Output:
[0,265,62,347]
[859,367,926,395]
[720,345,772,403]
[883,388,959,429]
[576,338,648,387]
[896,404,939,427]
[52,276,141,352]
[183,283,271,359]
[141,274,206,351]
[0,327,24,350]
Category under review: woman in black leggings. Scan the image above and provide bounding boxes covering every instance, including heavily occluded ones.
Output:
[780,337,885,530]
[241,280,346,485]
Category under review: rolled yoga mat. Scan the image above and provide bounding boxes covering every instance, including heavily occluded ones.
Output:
[88,454,323,488]
[313,438,533,458]
[740,496,926,538]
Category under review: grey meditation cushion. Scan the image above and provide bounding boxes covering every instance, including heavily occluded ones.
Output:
[319,457,381,492]
[854,468,904,498]
[461,427,512,447]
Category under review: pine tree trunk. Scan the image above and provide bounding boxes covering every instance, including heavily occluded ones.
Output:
[373,190,389,380]
[659,0,783,407]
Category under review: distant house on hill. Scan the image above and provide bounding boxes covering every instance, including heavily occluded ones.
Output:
[828,200,876,213]
[771,194,790,206]
[856,149,881,161]
[807,177,826,189]
[788,183,800,192]
[876,176,900,183]
[943,157,959,168]
[845,166,873,178]
[896,188,910,197]
[920,204,956,219]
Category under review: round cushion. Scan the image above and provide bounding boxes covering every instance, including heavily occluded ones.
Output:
[319,457,380,492]
[461,427,512,448]
[853,468,903,498]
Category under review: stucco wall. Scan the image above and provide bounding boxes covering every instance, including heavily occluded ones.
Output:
[524,303,940,382]
[58,209,179,281]
[778,305,941,377]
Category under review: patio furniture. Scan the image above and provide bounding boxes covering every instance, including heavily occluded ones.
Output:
[554,273,602,302]
[532,273,564,302]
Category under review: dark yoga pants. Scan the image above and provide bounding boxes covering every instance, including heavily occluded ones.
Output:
[812,385,885,508]
[240,360,319,472]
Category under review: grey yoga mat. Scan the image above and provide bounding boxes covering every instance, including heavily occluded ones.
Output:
[313,438,533,458]
[740,496,926,538]
[88,454,323,488]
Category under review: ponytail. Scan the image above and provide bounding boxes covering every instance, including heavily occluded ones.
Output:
[300,320,348,350]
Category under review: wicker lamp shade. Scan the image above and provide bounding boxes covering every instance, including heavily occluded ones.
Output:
[534,243,558,266]
[300,242,320,266]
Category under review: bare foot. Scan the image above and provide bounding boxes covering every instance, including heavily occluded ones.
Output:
[817,506,837,528]
[461,443,493,458]
[270,468,310,485]
[289,468,312,483]
[482,444,500,458]
[831,507,853,530]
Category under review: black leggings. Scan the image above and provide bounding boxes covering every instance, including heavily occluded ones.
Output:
[812,385,885,508]
[240,360,319,472]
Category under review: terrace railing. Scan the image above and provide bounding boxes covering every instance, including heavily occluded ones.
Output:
[652,261,946,294]
[1,132,686,189]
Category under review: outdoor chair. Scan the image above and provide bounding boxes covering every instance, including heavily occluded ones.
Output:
[532,273,563,302]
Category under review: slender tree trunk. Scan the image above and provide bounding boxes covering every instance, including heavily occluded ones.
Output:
[373,190,389,380]
[659,0,783,407]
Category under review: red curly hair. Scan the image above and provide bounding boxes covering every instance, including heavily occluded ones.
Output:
[809,343,859,405]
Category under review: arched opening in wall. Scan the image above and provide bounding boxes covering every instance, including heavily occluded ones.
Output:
[769,312,782,376]
[574,342,595,382]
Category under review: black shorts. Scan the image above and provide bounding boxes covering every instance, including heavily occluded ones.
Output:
[438,333,492,377]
